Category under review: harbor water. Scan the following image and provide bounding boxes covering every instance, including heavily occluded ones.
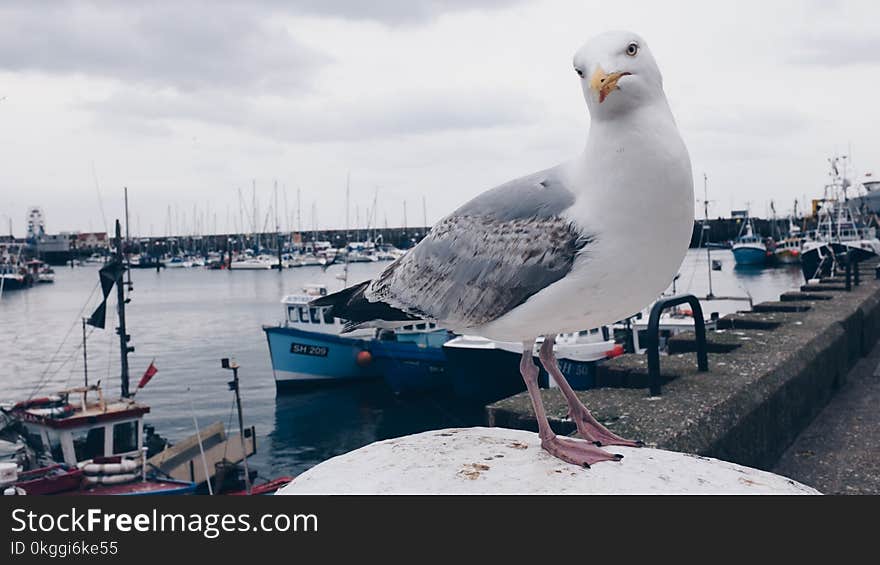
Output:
[0,249,804,478]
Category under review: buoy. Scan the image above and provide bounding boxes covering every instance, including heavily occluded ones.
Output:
[356,350,372,367]
[83,473,139,485]
[604,344,625,359]
[78,458,140,475]
[28,404,75,418]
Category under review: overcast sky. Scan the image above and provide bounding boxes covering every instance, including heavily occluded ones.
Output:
[1,0,878,237]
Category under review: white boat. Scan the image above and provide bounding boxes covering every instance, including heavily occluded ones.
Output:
[230,257,272,270]
[294,253,325,267]
[38,266,55,283]
[346,241,379,262]
[83,253,108,264]
[622,307,718,354]
[164,256,192,268]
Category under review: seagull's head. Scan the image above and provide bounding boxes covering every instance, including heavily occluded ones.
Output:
[572,31,664,118]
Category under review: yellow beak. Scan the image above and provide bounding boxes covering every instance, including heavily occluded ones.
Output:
[590,66,632,103]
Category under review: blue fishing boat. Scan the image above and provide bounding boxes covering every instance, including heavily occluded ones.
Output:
[264,285,382,390]
[264,284,454,392]
[732,218,768,266]
[369,324,453,395]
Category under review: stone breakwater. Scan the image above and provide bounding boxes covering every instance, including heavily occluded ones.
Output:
[487,260,880,471]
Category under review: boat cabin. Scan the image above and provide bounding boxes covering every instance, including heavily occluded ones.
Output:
[12,385,148,467]
[281,284,341,334]
[281,284,442,338]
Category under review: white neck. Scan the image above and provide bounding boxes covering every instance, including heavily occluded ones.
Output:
[564,96,694,235]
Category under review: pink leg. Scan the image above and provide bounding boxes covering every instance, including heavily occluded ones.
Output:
[519,341,622,467]
[538,336,643,448]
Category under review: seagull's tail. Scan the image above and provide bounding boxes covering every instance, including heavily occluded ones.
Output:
[310,280,419,333]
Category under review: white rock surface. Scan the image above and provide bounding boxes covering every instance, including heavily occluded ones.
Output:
[278,427,820,495]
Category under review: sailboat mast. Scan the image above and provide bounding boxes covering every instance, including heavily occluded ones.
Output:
[115,220,132,398]
[275,181,282,270]
[82,318,88,388]
[703,174,714,299]
[124,187,132,286]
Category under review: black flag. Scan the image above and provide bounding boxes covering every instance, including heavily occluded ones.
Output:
[86,259,124,329]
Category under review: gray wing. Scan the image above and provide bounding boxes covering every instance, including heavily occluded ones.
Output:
[365,166,593,329]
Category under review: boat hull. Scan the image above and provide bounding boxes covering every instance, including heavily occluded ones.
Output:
[801,242,878,281]
[774,249,800,264]
[732,245,767,266]
[264,326,381,391]
[370,332,451,395]
[0,275,31,290]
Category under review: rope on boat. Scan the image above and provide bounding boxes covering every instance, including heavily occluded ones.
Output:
[28,282,100,399]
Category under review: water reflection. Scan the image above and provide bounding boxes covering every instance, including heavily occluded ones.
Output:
[268,382,483,475]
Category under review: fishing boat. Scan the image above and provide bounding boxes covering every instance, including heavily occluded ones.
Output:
[0,263,31,291]
[369,323,452,395]
[263,284,383,390]
[25,259,55,283]
[0,219,200,495]
[443,329,620,405]
[263,284,452,391]
[3,386,196,495]
[801,157,880,280]
[774,229,803,264]
[771,201,803,265]
[732,217,768,266]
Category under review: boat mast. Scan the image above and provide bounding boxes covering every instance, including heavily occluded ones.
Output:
[702,173,714,299]
[222,359,251,495]
[114,219,132,398]
[275,181,282,271]
[82,318,88,388]
[124,187,132,287]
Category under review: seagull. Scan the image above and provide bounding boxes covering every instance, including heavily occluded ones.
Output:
[313,30,694,467]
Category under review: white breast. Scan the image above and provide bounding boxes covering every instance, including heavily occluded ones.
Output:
[473,105,694,342]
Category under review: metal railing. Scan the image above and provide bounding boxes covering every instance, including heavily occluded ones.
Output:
[645,294,709,396]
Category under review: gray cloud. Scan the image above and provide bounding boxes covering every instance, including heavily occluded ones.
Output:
[279,0,525,25]
[0,0,525,93]
[85,86,539,143]
[0,1,327,92]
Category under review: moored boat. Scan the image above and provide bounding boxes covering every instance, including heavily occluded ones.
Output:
[370,323,453,395]
[732,218,768,266]
[3,385,196,495]
[800,157,880,280]
[443,329,619,405]
[264,284,452,391]
[264,284,382,390]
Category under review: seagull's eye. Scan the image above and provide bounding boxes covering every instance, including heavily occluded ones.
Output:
[625,42,639,57]
[575,68,584,78]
